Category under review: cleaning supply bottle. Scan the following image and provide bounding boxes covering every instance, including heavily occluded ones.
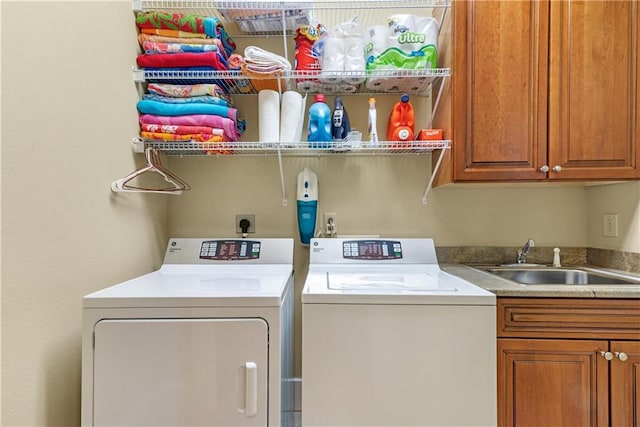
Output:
[296,167,318,246]
[368,97,378,146]
[387,93,415,145]
[307,93,332,148]
[331,96,351,141]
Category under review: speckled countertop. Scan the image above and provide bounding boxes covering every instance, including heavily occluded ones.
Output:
[442,264,640,298]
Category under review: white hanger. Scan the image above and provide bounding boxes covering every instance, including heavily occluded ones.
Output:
[111,148,190,195]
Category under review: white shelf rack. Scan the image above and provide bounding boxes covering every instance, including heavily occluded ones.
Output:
[134,139,449,155]
[133,0,451,36]
[132,139,450,205]
[126,0,452,203]
[133,68,450,96]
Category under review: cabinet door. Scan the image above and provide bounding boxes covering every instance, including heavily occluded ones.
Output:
[453,0,549,181]
[548,1,640,179]
[92,318,268,427]
[610,341,640,427]
[498,338,609,427]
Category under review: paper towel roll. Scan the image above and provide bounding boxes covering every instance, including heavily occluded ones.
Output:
[259,89,280,143]
[280,91,305,143]
[321,37,346,82]
[296,80,321,93]
[344,57,366,83]
[345,36,365,57]
[338,84,358,93]
[364,25,389,64]
[365,78,402,92]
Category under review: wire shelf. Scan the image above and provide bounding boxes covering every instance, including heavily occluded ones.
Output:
[134,0,450,12]
[133,0,451,35]
[134,68,449,95]
[139,139,450,156]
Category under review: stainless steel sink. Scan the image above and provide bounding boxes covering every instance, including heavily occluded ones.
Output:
[480,266,640,286]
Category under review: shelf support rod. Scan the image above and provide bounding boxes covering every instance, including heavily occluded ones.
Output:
[280,6,288,62]
[438,7,448,30]
[428,75,448,129]
[276,144,288,206]
[422,143,449,205]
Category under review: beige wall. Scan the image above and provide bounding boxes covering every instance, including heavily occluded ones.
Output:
[2,2,170,426]
[587,182,640,253]
[1,1,639,426]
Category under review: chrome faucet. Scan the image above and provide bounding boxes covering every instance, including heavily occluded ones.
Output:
[516,238,535,264]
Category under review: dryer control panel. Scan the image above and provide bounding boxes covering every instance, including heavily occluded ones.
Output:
[200,240,261,260]
[342,240,402,260]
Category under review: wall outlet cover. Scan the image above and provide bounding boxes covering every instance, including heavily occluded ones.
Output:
[235,214,256,233]
[603,214,619,237]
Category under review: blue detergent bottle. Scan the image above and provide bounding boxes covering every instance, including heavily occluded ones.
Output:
[307,94,332,148]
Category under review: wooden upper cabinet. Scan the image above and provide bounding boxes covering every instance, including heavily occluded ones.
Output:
[452,0,549,181]
[548,1,640,179]
[446,0,639,184]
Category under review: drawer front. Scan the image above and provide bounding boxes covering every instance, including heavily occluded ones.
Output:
[498,298,640,339]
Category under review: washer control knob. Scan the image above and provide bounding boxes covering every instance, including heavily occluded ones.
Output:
[615,352,628,362]
[601,351,614,361]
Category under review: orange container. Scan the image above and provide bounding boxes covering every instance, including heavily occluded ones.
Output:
[242,64,286,92]
[417,129,443,140]
[387,94,415,145]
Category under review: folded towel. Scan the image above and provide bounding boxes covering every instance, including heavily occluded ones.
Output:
[138,33,222,47]
[136,12,236,56]
[143,94,229,106]
[137,52,229,70]
[137,99,236,119]
[139,113,244,141]
[147,83,229,100]
[142,41,219,54]
[136,11,215,35]
[140,131,225,143]
[244,46,291,73]
[140,28,207,39]
[141,123,225,136]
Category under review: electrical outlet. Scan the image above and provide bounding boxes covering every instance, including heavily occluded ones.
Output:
[603,214,619,237]
[235,214,255,234]
[324,212,337,237]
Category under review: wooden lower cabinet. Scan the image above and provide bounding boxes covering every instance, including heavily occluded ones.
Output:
[610,341,640,427]
[498,338,609,426]
[498,298,640,427]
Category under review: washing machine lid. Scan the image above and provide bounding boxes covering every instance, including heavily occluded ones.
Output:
[302,265,495,305]
[84,264,293,308]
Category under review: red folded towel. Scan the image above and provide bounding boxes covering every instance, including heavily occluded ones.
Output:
[136,52,228,70]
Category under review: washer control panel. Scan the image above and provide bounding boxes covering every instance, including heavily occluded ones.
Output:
[342,240,402,260]
[199,240,261,260]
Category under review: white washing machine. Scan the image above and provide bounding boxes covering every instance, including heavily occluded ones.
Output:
[82,238,294,427]
[302,238,496,427]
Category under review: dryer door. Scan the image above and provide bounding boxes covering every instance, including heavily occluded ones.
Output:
[92,318,268,426]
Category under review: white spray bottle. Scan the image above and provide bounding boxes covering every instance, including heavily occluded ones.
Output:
[297,167,318,246]
[368,97,378,146]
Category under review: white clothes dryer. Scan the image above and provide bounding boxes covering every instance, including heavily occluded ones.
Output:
[82,238,294,427]
[302,238,496,427]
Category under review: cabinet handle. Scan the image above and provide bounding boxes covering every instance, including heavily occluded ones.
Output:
[601,351,614,360]
[539,165,550,173]
[552,165,562,173]
[615,352,628,362]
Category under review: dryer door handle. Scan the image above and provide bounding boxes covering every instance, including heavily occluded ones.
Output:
[242,362,258,417]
